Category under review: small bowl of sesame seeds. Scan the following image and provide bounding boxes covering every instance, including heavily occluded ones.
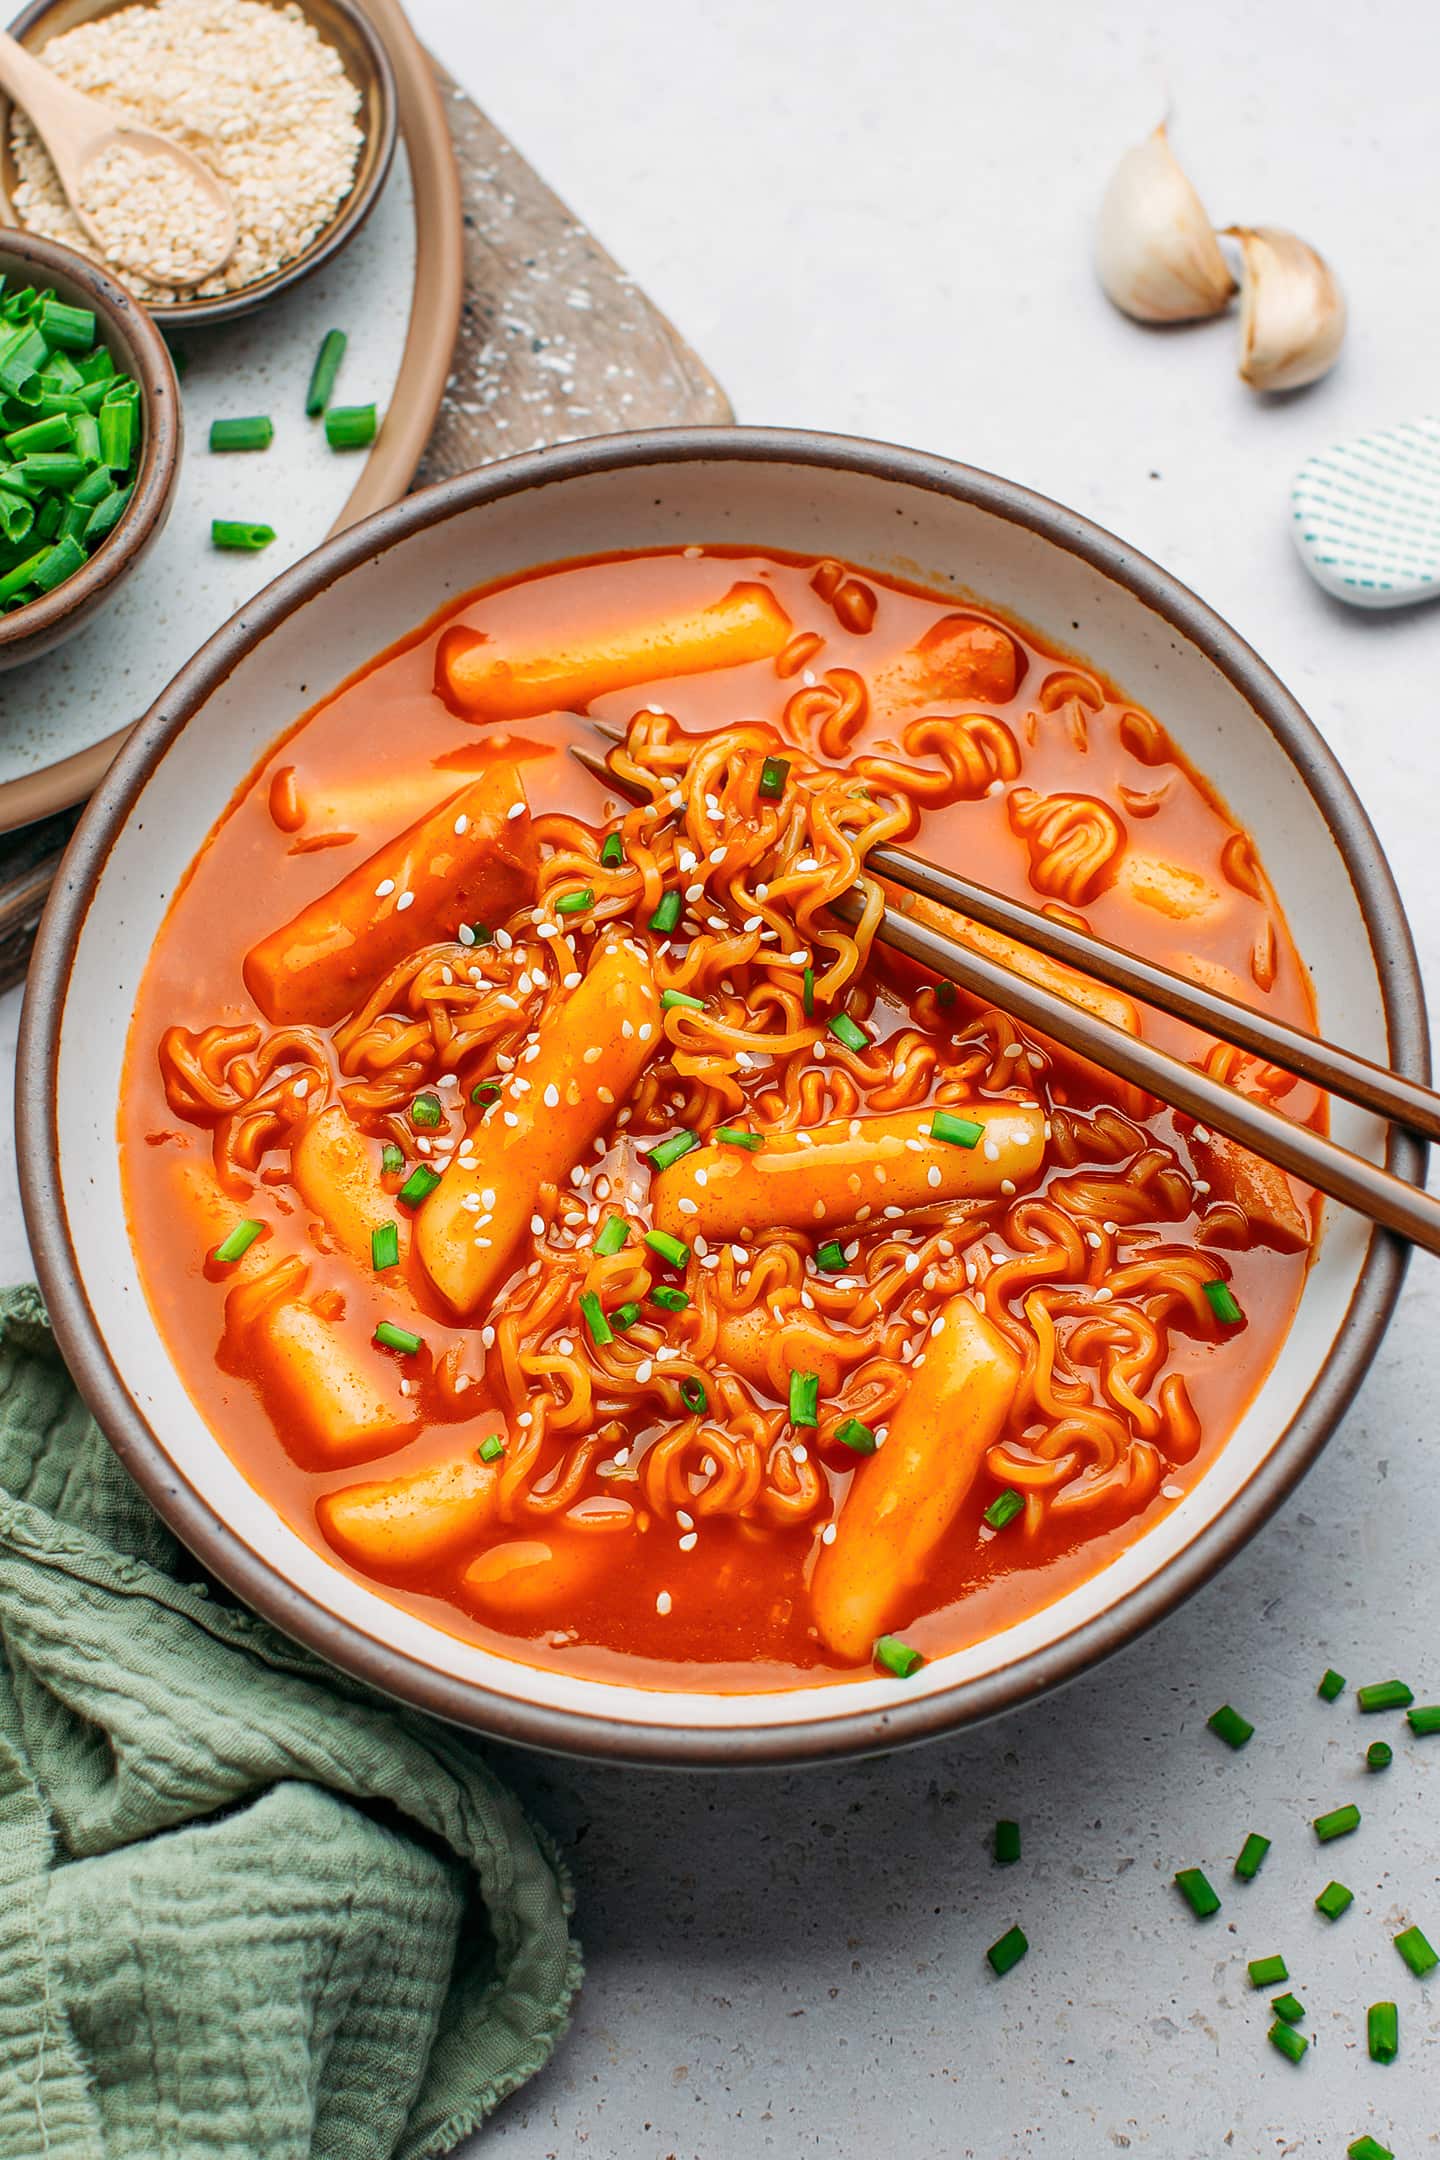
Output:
[0,0,398,329]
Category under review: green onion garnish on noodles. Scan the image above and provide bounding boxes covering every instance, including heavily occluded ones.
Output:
[1314,1803,1361,1843]
[985,1924,1027,1975]
[983,1490,1023,1531]
[828,1012,869,1053]
[645,1229,689,1269]
[213,1218,263,1264]
[651,1286,689,1312]
[478,1433,505,1464]
[1394,1924,1438,1976]
[1267,2022,1307,2065]
[935,980,958,1006]
[994,1820,1021,1865]
[305,328,347,416]
[1368,2001,1399,2062]
[462,922,493,947]
[1315,1880,1353,1921]
[600,831,626,868]
[1367,1741,1394,1771]
[381,1142,405,1176]
[1202,1279,1243,1326]
[325,402,377,450]
[470,1080,501,1105]
[802,965,815,1016]
[1173,1868,1220,1919]
[209,415,273,452]
[1248,1954,1288,1989]
[410,1092,442,1129]
[714,1126,763,1150]
[556,887,595,915]
[580,1290,612,1346]
[678,1376,708,1414]
[1234,1833,1271,1881]
[397,1164,441,1208]
[371,1221,399,1271]
[593,1215,630,1256]
[647,1129,699,1172]
[788,1371,819,1427]
[815,1240,847,1273]
[609,1301,642,1332]
[1207,1703,1254,1750]
[661,988,704,1012]
[649,888,682,934]
[1271,1993,1305,2025]
[875,1635,925,1681]
[932,1109,985,1149]
[1407,1705,1440,1735]
[758,755,789,800]
[835,1417,875,1454]
[212,520,275,551]
[1357,1680,1413,1713]
[1318,1667,1347,1701]
[373,1321,422,1355]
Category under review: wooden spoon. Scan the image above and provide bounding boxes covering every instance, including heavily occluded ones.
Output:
[0,28,237,287]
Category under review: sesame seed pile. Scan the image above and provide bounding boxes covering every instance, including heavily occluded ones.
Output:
[9,0,363,302]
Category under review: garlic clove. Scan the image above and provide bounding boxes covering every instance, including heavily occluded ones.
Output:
[1225,226,1346,392]
[1095,125,1237,324]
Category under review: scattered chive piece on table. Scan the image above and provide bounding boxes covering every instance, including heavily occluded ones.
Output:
[931,1109,985,1149]
[645,1228,689,1269]
[1318,1668,1347,1702]
[758,755,790,800]
[1235,1833,1271,1881]
[1267,2021,1307,2065]
[556,886,595,915]
[1357,1680,1414,1714]
[1202,1279,1243,1326]
[985,1924,1028,1976]
[815,1240,847,1273]
[1368,2001,1399,2063]
[212,520,275,551]
[1407,1704,1440,1736]
[1394,1924,1438,1977]
[1314,1804,1361,1843]
[1367,1741,1394,1772]
[600,831,625,867]
[802,965,815,1016]
[370,1221,399,1272]
[1248,1955,1288,1989]
[714,1126,763,1150]
[209,414,273,452]
[397,1164,441,1208]
[835,1416,876,1454]
[678,1376,708,1415]
[647,1129,699,1172]
[409,1091,442,1129]
[213,1218,263,1264]
[305,329,347,416]
[380,1141,405,1176]
[610,1301,641,1332]
[1174,1868,1221,1919]
[373,1321,422,1356]
[593,1215,629,1257]
[984,1490,1024,1532]
[324,402,377,450]
[651,1286,689,1313]
[994,1819,1021,1865]
[874,1635,925,1680]
[1316,1880,1354,1921]
[660,988,705,1012]
[828,1012,869,1053]
[1348,2141,1394,2160]
[478,1433,505,1464]
[1207,1703,1255,1750]
[789,1370,820,1427]
[579,1290,612,1347]
[650,889,682,933]
[1271,1993,1305,2025]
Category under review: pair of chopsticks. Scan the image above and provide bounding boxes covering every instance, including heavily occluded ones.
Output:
[572,725,1440,1257]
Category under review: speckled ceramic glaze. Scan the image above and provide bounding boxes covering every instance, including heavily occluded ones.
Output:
[17,430,1428,1766]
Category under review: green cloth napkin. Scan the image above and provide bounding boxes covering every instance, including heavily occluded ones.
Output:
[0,1284,580,2159]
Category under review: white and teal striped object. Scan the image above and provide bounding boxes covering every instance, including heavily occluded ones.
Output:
[1292,416,1440,609]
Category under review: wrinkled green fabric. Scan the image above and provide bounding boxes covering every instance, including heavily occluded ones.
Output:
[0,1285,580,2159]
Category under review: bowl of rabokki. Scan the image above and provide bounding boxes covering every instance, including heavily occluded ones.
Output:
[17,429,1424,1763]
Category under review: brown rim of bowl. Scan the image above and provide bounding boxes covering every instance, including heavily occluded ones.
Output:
[16,425,1431,1769]
[1,0,399,331]
[0,227,179,662]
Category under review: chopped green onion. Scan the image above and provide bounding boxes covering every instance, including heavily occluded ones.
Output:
[875,1635,925,1681]
[37,297,95,351]
[305,328,347,416]
[600,831,625,867]
[985,1923,1027,1975]
[72,464,114,507]
[18,450,84,488]
[660,988,704,1012]
[374,1321,422,1355]
[649,888,682,933]
[556,886,595,915]
[212,520,275,551]
[464,922,493,947]
[610,1301,642,1332]
[1314,1804,1361,1843]
[802,964,815,1016]
[1202,1279,1243,1326]
[1207,1703,1254,1750]
[381,1142,405,1176]
[678,1376,708,1415]
[647,1129,700,1172]
[371,1221,399,1271]
[1367,1741,1394,1771]
[410,1091,442,1129]
[828,1012,869,1053]
[213,1218,264,1264]
[1368,2000,1399,2063]
[935,978,958,1007]
[645,1228,689,1269]
[470,1080,502,1105]
[3,412,72,454]
[651,1285,689,1313]
[1315,1880,1353,1922]
[1271,1993,1305,2025]
[0,549,50,606]
[1267,2021,1307,2065]
[714,1125,762,1150]
[325,402,378,450]
[984,1489,1024,1532]
[835,1416,876,1454]
[1248,1954,1288,1989]
[788,1370,819,1427]
[1394,1924,1437,1977]
[478,1433,505,1464]
[1174,1868,1221,1919]
[33,533,86,591]
[593,1215,630,1257]
[994,1819,1021,1865]
[758,754,790,800]
[1407,1704,1440,1735]
[1347,2142,1394,2160]
[815,1240,847,1273]
[209,414,274,452]
[97,397,133,469]
[1234,1833,1271,1881]
[931,1109,985,1149]
[580,1290,612,1346]
[1318,1667,1347,1701]
[0,488,33,542]
[397,1164,441,1208]
[1357,1680,1413,1713]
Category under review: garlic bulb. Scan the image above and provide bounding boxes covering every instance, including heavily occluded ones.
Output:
[1225,226,1346,392]
[1095,126,1237,323]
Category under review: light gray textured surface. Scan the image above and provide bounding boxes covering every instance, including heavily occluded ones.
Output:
[7,1,1440,2153]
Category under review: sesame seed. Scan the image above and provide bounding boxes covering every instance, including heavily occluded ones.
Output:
[927,1165,942,1188]
[530,1213,545,1235]
[458,924,476,945]
[544,1084,560,1107]
[678,1532,698,1552]
[656,1590,672,1614]
[635,1359,654,1383]
[375,878,395,898]
[1000,1178,1016,1195]
[821,1523,837,1545]
[395,891,414,912]
[677,1196,699,1215]
[507,801,526,820]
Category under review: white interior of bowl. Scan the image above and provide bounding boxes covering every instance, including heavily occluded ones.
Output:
[50,452,1386,1735]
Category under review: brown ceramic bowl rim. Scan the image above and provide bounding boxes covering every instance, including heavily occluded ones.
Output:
[3,0,399,330]
[16,426,1430,1767]
[0,226,179,657]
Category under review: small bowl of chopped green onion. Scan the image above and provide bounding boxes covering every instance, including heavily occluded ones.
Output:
[0,228,180,670]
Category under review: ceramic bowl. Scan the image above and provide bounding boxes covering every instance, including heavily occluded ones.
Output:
[0,226,179,671]
[16,428,1428,1766]
[0,0,398,330]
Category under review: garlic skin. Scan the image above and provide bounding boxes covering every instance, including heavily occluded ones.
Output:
[1095,126,1237,323]
[1225,227,1346,392]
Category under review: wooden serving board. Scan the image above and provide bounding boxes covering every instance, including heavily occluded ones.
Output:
[0,54,731,993]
